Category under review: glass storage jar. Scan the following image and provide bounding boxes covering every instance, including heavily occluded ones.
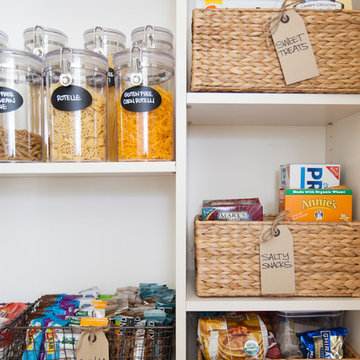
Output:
[131,25,173,54]
[24,26,68,58]
[45,48,108,162]
[0,31,8,48]
[114,47,175,161]
[0,49,43,161]
[83,26,126,162]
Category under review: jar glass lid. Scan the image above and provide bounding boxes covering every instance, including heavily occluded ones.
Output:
[0,49,43,72]
[45,48,109,71]
[131,25,173,52]
[24,26,68,43]
[24,26,68,57]
[113,47,174,71]
[0,31,8,48]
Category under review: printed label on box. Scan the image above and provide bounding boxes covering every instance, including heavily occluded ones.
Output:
[282,188,352,222]
[280,164,340,189]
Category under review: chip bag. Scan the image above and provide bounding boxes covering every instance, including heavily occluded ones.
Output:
[198,313,268,360]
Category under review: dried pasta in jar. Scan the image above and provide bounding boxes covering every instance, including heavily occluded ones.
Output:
[49,84,107,161]
[83,27,126,162]
[45,48,109,162]
[114,47,175,161]
[0,49,43,162]
[116,85,174,160]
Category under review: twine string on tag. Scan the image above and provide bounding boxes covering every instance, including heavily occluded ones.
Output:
[263,0,304,46]
[260,211,288,243]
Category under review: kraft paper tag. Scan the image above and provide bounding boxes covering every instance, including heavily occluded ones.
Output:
[76,330,109,360]
[271,9,319,85]
[260,225,295,295]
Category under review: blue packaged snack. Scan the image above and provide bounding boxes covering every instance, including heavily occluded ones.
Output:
[139,283,163,291]
[22,318,45,360]
[297,327,349,359]
[164,314,175,325]
[44,318,69,360]
[156,300,175,314]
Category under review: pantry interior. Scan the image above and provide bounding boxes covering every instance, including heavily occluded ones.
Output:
[1,0,360,359]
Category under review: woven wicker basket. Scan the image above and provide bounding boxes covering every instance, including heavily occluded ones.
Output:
[191,9,360,93]
[194,215,360,297]
[197,343,360,360]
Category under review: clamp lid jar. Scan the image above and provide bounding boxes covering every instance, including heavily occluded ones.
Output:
[24,26,68,58]
[83,27,126,57]
[131,25,173,53]
[0,49,44,162]
[45,48,109,162]
[113,47,175,161]
[83,26,126,162]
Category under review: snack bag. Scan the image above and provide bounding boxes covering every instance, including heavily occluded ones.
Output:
[43,318,69,360]
[297,327,348,359]
[22,318,45,360]
[0,303,27,329]
[198,313,268,360]
[255,312,282,359]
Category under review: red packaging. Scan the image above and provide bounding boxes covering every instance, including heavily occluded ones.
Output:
[0,303,27,329]
[203,198,261,207]
[255,312,282,359]
[202,204,263,221]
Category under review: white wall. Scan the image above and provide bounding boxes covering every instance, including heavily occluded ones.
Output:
[3,0,175,50]
[0,175,175,302]
[187,124,326,270]
[0,0,176,302]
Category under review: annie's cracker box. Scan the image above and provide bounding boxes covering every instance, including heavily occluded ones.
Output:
[279,188,352,222]
[202,198,263,221]
[280,164,340,189]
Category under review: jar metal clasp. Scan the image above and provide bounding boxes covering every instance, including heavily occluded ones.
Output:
[59,47,73,86]
[33,25,44,57]
[130,46,143,85]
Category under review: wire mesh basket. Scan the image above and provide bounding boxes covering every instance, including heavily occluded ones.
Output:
[1,323,174,360]
[0,302,36,360]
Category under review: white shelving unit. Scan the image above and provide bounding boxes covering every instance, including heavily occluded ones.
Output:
[186,271,360,312]
[1,1,360,359]
[0,162,176,176]
[187,93,360,126]
[183,0,360,359]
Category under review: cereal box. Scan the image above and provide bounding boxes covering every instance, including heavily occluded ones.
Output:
[279,188,352,222]
[280,164,340,189]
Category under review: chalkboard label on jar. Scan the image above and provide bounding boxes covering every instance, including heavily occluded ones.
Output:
[0,86,24,113]
[121,85,161,112]
[108,68,115,88]
[51,85,92,111]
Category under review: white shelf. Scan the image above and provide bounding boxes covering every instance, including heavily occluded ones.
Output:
[0,162,176,176]
[186,272,360,312]
[187,93,360,126]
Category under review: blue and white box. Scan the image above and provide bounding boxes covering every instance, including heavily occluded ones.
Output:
[280,164,340,189]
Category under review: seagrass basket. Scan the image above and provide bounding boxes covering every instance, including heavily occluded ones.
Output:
[191,9,360,93]
[194,215,360,297]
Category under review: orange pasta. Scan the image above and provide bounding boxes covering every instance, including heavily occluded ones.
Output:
[108,56,117,162]
[116,86,174,161]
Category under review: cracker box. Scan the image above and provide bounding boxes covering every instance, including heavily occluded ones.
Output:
[279,188,352,222]
[203,198,260,207]
[202,204,263,221]
[280,164,340,189]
